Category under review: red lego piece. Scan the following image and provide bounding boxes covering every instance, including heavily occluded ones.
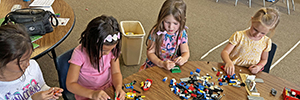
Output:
[221,65,225,70]
[191,93,197,97]
[216,71,220,76]
[189,84,196,91]
[184,90,188,94]
[218,78,223,82]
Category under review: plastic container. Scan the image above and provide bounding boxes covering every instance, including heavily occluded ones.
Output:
[283,87,300,100]
[120,21,145,65]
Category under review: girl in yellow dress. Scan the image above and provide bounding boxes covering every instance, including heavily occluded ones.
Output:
[221,7,280,75]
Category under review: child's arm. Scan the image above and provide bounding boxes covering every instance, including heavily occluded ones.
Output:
[249,51,268,74]
[221,43,236,76]
[174,43,190,65]
[147,44,175,70]
[110,58,125,100]
[66,63,110,100]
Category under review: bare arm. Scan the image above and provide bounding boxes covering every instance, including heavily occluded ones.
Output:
[221,43,235,75]
[259,51,269,66]
[174,43,190,65]
[66,63,110,99]
[147,42,175,70]
[110,58,125,100]
[249,51,269,74]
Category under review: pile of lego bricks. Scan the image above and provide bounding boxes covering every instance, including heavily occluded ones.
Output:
[168,68,224,100]
[217,66,244,87]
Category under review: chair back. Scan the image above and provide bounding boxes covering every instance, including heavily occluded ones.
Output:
[55,48,75,100]
[263,43,277,73]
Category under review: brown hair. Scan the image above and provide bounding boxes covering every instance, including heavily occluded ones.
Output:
[252,7,280,38]
[79,15,122,72]
[146,0,187,59]
[0,24,33,79]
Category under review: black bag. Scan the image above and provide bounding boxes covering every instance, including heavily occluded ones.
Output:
[1,8,58,36]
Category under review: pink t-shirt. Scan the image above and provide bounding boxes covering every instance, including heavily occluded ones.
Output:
[69,44,114,99]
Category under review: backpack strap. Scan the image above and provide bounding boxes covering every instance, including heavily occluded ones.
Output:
[47,11,58,27]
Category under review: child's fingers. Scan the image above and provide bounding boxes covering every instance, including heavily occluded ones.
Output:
[228,68,232,76]
[99,91,110,100]
[116,90,125,100]
[51,87,63,96]
[169,62,175,69]
[227,67,234,76]
[43,90,56,100]
[165,60,174,70]
[225,67,230,75]
[45,88,55,95]
[175,56,182,63]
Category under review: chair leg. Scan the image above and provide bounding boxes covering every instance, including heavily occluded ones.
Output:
[287,0,290,15]
[216,0,219,2]
[249,0,252,8]
[235,0,238,6]
[292,0,295,11]
[263,0,265,7]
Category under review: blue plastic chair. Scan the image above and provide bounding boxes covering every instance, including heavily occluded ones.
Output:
[262,43,277,73]
[55,48,75,100]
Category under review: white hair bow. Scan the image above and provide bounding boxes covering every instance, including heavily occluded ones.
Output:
[104,32,120,42]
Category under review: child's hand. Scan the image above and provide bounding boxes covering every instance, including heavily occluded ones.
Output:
[115,88,125,100]
[32,87,63,100]
[92,90,110,100]
[174,56,186,66]
[163,60,175,70]
[248,64,263,74]
[52,87,63,99]
[225,62,235,76]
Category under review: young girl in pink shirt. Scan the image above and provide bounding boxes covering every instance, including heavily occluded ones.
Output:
[66,15,125,100]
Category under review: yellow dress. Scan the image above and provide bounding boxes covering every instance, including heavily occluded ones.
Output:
[229,29,272,67]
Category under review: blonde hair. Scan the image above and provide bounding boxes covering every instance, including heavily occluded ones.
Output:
[251,7,280,38]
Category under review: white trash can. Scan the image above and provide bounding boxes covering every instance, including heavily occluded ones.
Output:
[120,21,145,65]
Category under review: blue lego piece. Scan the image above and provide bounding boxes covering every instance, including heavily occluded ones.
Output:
[162,77,167,82]
[190,71,193,75]
[125,83,134,89]
[170,79,174,85]
[197,91,203,95]
[196,68,201,73]
[125,85,133,89]
[185,85,189,89]
[174,88,177,94]
[231,74,236,79]
[229,79,236,83]
[172,86,177,90]
[219,82,223,86]
[199,85,204,90]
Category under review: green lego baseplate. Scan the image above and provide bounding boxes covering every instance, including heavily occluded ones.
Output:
[171,65,181,73]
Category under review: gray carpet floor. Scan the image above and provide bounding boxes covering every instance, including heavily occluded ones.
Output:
[35,0,300,99]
